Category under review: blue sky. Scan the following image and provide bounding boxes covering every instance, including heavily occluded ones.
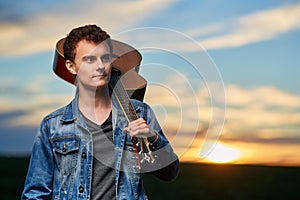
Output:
[0,0,299,165]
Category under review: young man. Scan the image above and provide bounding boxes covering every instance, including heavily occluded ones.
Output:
[22,24,179,199]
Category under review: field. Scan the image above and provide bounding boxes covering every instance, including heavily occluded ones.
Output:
[1,156,300,199]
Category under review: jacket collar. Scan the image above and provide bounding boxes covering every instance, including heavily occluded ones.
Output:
[61,92,80,122]
[60,90,136,126]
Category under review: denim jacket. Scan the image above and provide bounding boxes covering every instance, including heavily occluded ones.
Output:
[22,94,179,200]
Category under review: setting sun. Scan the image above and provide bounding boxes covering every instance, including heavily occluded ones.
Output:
[204,143,241,164]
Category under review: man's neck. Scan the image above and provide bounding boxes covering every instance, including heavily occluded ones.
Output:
[78,85,112,125]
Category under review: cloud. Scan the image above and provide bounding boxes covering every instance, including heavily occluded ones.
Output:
[117,3,300,52]
[144,78,300,143]
[151,80,300,164]
[225,85,300,107]
[222,84,300,141]
[0,95,71,127]
[197,3,300,50]
[0,0,176,56]
[139,72,300,155]
[0,74,73,126]
[2,2,299,57]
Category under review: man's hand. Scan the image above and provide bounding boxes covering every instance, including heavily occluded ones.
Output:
[123,118,157,142]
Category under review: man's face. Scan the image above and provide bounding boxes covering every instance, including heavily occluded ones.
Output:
[71,39,112,89]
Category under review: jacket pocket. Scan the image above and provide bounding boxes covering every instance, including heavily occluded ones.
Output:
[51,137,80,175]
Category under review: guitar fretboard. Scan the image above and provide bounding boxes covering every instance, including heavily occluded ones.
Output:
[109,69,138,122]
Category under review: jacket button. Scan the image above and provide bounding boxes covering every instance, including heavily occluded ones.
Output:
[82,152,87,158]
[62,144,67,152]
[79,186,84,193]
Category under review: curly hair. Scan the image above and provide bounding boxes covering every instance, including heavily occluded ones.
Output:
[63,24,112,62]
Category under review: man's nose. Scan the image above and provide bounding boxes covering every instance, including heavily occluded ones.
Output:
[96,58,105,70]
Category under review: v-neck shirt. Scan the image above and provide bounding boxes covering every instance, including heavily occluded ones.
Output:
[81,111,116,200]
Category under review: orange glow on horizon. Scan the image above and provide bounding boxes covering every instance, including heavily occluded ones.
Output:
[203,143,241,164]
[177,140,300,167]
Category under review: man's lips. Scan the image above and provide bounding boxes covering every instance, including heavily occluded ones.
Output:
[92,73,107,78]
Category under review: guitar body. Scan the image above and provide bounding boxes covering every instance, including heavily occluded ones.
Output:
[116,68,147,101]
[52,38,147,101]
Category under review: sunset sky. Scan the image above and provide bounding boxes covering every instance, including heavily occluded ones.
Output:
[0,0,299,166]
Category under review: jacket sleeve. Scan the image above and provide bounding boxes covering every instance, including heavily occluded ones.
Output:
[143,103,179,181]
[21,119,54,199]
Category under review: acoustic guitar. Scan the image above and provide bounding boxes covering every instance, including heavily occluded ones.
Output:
[52,38,155,164]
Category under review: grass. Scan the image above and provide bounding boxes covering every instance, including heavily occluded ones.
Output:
[143,162,300,200]
[0,157,29,200]
[1,157,300,199]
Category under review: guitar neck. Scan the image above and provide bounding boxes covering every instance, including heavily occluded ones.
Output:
[110,68,155,164]
[110,69,139,123]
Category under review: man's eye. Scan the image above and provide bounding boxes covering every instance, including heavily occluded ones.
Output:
[101,54,111,63]
[84,56,97,63]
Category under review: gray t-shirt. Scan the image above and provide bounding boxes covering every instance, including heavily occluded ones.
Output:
[82,112,116,200]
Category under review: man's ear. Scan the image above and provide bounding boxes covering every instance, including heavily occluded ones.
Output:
[65,60,77,75]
